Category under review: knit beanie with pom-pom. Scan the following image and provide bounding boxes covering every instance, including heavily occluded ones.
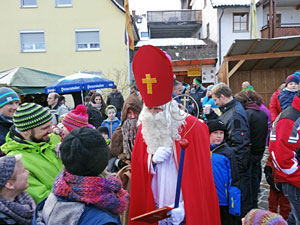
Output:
[244,209,287,225]
[62,104,89,132]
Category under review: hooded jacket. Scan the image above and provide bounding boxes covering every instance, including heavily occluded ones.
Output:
[210,142,241,216]
[244,102,268,155]
[269,95,300,189]
[33,193,121,225]
[110,94,142,158]
[101,117,121,139]
[1,126,62,203]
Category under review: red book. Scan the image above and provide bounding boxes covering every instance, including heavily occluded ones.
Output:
[131,206,173,223]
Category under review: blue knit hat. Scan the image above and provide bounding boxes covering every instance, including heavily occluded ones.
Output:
[14,103,53,131]
[286,74,300,86]
[0,87,19,108]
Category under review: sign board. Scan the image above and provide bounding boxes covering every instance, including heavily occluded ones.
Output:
[188,68,201,77]
[202,65,215,83]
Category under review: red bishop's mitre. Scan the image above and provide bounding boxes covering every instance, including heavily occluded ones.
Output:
[132,45,173,107]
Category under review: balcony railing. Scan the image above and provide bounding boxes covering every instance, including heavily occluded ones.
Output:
[147,10,202,24]
[261,23,300,38]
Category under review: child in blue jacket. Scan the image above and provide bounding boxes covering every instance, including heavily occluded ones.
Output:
[207,119,241,225]
[101,105,121,139]
[278,74,299,110]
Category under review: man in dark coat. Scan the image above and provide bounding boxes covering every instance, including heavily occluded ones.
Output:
[211,83,252,217]
[0,87,19,153]
[190,78,206,116]
[107,86,124,120]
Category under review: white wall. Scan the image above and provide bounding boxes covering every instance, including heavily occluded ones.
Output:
[191,0,218,42]
[218,6,263,68]
[135,15,149,40]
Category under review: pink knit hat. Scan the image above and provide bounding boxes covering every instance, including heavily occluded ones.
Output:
[62,104,89,132]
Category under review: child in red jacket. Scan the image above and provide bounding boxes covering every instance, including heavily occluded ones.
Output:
[264,156,290,220]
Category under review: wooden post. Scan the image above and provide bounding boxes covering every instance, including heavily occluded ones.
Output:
[269,0,273,38]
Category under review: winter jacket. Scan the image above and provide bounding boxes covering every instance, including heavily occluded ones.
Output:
[1,126,62,203]
[190,85,206,112]
[202,96,218,120]
[101,117,121,139]
[269,89,282,122]
[107,91,124,112]
[33,193,121,225]
[87,105,107,128]
[172,92,195,115]
[259,104,271,146]
[269,95,300,189]
[210,142,241,216]
[244,102,268,155]
[218,98,251,172]
[48,103,69,125]
[278,88,298,111]
[0,113,13,154]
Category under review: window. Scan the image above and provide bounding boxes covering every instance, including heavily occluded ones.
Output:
[141,32,149,38]
[55,0,72,7]
[75,29,100,51]
[233,13,248,32]
[21,0,37,7]
[267,14,281,25]
[20,31,45,52]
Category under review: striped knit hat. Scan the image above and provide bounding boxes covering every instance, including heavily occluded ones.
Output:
[62,104,88,132]
[14,103,52,131]
[0,87,19,108]
[244,209,287,225]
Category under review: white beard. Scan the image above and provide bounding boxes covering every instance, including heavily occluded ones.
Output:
[138,100,186,155]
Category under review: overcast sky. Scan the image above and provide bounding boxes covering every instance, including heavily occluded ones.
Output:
[128,0,181,14]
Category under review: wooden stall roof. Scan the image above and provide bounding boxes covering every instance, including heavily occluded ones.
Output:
[172,58,216,66]
[219,36,300,84]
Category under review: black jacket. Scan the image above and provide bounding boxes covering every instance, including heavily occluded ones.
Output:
[107,91,124,112]
[87,105,107,129]
[190,85,206,112]
[0,114,13,155]
[244,102,268,155]
[218,98,251,172]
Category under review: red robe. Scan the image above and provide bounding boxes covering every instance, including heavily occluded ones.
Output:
[129,115,221,225]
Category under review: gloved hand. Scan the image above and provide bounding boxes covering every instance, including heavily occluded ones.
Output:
[274,182,282,192]
[152,147,172,164]
[167,202,185,225]
[264,166,274,186]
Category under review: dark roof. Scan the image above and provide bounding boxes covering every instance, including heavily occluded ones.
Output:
[150,39,217,61]
[111,0,124,13]
[224,36,300,71]
[211,0,261,8]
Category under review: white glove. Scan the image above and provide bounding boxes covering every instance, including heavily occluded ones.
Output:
[152,147,172,164]
[167,202,185,225]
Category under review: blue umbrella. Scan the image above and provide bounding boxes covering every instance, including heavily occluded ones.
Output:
[45,72,115,103]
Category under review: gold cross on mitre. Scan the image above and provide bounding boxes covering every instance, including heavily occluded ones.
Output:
[142,74,157,94]
[181,95,190,109]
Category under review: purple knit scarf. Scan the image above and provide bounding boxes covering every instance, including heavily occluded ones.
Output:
[53,170,129,215]
[0,192,35,225]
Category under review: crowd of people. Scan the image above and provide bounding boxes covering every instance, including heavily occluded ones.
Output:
[0,45,298,225]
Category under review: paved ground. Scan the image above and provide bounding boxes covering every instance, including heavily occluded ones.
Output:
[258,148,270,210]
